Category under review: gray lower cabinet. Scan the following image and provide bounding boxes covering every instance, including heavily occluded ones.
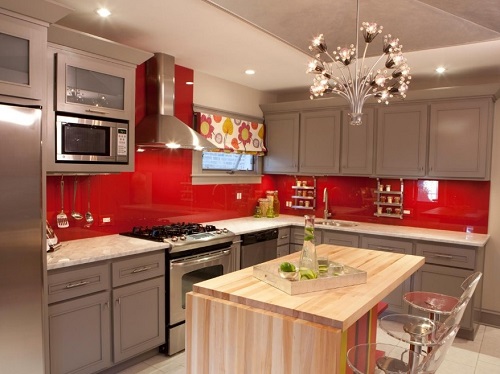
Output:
[414,242,484,340]
[48,251,166,373]
[277,227,291,257]
[321,230,359,247]
[376,104,428,177]
[428,98,493,179]
[48,291,111,374]
[361,236,413,313]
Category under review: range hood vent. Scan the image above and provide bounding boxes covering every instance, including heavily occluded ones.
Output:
[135,53,216,151]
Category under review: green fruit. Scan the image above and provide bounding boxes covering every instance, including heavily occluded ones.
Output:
[299,267,318,280]
[280,262,296,272]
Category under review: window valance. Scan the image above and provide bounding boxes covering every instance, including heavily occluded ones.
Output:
[195,112,267,155]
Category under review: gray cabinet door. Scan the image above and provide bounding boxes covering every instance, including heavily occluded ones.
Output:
[361,236,413,313]
[112,277,165,363]
[341,109,374,175]
[376,104,428,177]
[428,98,492,179]
[48,292,111,374]
[263,112,300,173]
[299,109,341,174]
[322,230,359,248]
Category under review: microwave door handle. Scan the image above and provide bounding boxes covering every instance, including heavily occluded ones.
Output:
[171,250,231,267]
[110,126,117,159]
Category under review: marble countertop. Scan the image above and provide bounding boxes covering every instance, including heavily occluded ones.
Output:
[47,214,489,271]
[47,234,168,271]
[205,215,490,247]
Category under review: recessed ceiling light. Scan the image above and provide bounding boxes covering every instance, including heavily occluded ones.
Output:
[96,8,111,17]
[245,69,256,75]
[435,66,446,74]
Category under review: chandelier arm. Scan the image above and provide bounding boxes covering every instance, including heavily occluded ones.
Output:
[364,53,387,85]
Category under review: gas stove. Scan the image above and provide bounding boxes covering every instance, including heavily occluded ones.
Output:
[120,222,235,254]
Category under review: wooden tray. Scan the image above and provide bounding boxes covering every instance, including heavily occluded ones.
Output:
[252,263,367,295]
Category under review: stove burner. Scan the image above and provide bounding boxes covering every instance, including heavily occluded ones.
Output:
[124,222,223,243]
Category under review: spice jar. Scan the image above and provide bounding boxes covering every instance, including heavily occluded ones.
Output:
[273,191,280,217]
[394,196,401,204]
[385,185,391,191]
[387,196,393,204]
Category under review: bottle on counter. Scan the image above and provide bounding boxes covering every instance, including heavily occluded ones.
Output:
[253,205,262,218]
[266,204,275,218]
[299,215,318,279]
[273,191,280,217]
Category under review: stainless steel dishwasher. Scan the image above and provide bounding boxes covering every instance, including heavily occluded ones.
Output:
[240,228,279,268]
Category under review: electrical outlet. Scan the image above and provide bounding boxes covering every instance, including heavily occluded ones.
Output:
[236,192,242,200]
[99,215,114,226]
[403,209,411,215]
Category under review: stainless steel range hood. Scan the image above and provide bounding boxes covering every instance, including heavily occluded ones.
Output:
[135,53,216,151]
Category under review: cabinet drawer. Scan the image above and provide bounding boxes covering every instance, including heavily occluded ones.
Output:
[48,263,109,304]
[322,230,359,248]
[291,226,323,244]
[416,243,475,270]
[277,227,290,246]
[112,251,165,287]
[361,236,413,254]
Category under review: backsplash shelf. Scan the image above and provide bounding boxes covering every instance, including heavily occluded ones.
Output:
[374,178,404,219]
[291,176,316,210]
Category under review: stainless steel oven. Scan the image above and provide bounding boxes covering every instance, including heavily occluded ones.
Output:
[168,243,234,355]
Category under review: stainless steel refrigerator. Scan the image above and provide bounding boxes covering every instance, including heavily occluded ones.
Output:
[0,102,45,372]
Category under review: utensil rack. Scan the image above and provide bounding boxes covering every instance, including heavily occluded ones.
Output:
[374,178,404,219]
[291,176,316,210]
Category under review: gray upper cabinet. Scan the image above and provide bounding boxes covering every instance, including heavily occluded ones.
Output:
[263,112,300,173]
[299,109,341,174]
[0,11,46,100]
[428,98,493,180]
[341,108,374,175]
[376,104,428,177]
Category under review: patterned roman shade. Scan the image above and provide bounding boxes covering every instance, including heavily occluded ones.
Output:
[195,112,266,155]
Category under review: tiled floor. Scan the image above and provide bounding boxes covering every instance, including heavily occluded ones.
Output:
[119,324,500,373]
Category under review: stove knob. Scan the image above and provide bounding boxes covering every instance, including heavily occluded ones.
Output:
[216,229,222,234]
[171,236,178,242]
[180,235,187,241]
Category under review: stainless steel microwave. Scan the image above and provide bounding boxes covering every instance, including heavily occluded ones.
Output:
[56,114,128,164]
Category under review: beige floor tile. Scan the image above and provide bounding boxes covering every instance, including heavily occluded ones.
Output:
[435,360,475,374]
[474,360,500,374]
[117,361,163,374]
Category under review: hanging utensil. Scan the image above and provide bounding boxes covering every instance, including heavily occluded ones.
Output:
[56,177,69,228]
[85,176,94,227]
[71,176,83,220]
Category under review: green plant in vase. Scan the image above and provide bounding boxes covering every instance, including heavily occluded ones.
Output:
[299,215,318,280]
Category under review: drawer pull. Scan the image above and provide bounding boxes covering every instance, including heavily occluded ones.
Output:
[280,235,289,239]
[433,254,454,260]
[375,246,396,252]
[65,280,90,289]
[85,108,108,115]
[132,265,153,273]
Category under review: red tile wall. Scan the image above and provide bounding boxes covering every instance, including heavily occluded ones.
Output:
[46,63,490,241]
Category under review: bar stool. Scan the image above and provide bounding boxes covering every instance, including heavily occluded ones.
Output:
[403,272,482,322]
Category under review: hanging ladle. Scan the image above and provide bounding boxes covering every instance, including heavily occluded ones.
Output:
[85,177,94,227]
[71,176,83,220]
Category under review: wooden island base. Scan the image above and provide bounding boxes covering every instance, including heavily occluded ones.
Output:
[186,245,424,374]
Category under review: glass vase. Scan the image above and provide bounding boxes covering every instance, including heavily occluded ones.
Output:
[299,215,318,279]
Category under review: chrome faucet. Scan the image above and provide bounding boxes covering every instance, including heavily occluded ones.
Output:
[323,188,332,220]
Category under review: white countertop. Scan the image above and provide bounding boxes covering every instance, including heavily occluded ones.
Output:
[47,214,489,271]
[204,215,490,247]
[47,234,168,271]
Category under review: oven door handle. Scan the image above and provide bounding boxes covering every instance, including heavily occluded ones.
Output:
[171,250,231,267]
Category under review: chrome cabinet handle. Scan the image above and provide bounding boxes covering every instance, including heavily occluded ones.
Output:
[86,108,108,115]
[171,250,231,267]
[65,280,90,289]
[280,235,289,239]
[132,265,153,273]
[375,246,396,252]
[433,254,454,260]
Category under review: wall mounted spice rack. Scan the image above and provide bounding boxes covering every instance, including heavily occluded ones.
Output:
[291,176,316,210]
[374,178,404,219]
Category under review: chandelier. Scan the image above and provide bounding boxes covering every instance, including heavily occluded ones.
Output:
[306,1,411,126]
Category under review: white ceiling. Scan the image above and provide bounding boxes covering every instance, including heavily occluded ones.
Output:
[49,0,500,96]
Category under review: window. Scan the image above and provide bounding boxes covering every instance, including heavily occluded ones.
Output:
[192,151,262,185]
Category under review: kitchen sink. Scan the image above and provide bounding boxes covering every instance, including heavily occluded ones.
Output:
[316,220,359,227]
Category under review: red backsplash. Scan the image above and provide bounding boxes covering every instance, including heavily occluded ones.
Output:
[46,63,490,241]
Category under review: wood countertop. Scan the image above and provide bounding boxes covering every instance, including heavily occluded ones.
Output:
[193,244,425,330]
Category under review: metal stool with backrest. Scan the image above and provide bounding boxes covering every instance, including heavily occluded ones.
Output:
[403,271,482,322]
[347,297,468,373]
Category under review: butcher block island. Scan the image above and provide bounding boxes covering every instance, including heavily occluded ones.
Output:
[186,244,425,374]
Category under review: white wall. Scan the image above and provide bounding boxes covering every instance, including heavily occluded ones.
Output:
[485,99,500,315]
[193,71,277,119]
